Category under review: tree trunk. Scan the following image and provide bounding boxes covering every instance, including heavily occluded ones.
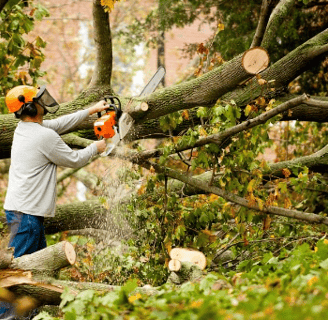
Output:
[45,200,132,240]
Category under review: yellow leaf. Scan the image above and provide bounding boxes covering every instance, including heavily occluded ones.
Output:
[307,276,318,287]
[165,241,172,254]
[100,0,119,12]
[255,96,266,106]
[257,198,264,211]
[128,293,142,304]
[266,99,276,111]
[137,184,146,195]
[245,104,252,116]
[284,197,292,209]
[217,23,225,31]
[209,194,219,202]
[191,300,203,308]
[199,127,207,136]
[247,179,256,193]
[247,193,256,206]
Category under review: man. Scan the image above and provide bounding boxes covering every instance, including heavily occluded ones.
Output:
[0,85,107,319]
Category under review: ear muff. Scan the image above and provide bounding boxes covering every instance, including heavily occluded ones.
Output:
[23,102,38,117]
[14,102,37,119]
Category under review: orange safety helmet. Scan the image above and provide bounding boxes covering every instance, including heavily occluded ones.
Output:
[5,85,38,113]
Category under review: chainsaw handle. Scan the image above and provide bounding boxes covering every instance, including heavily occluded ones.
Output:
[105,96,122,118]
[96,96,122,119]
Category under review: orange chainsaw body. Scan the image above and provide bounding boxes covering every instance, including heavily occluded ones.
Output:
[94,111,117,139]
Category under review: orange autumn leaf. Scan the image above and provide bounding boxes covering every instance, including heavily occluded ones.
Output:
[255,96,266,106]
[181,109,190,120]
[197,43,209,55]
[282,168,291,178]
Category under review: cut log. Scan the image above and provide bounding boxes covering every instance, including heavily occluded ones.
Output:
[241,47,270,74]
[168,259,181,272]
[0,241,76,277]
[169,248,207,270]
[0,241,77,306]
[8,241,76,276]
[167,261,203,285]
[134,102,149,112]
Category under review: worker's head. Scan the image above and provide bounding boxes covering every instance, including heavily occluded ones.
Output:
[5,85,59,119]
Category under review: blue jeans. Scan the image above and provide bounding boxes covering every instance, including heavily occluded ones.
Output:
[0,211,47,318]
[5,210,47,258]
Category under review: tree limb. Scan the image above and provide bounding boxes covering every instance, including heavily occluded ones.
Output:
[146,161,328,226]
[135,94,310,159]
[225,28,328,107]
[261,0,296,48]
[250,0,276,48]
[89,0,113,89]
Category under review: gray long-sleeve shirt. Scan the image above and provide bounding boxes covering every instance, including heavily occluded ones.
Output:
[4,109,98,217]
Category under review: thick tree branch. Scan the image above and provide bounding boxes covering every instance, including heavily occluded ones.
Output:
[267,144,328,176]
[44,200,131,240]
[126,49,268,122]
[225,28,328,107]
[281,96,328,121]
[250,0,276,48]
[136,94,310,159]
[261,0,296,48]
[147,161,328,226]
[89,0,113,88]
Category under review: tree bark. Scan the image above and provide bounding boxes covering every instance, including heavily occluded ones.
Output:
[44,201,107,234]
[261,0,296,49]
[250,0,276,48]
[1,241,76,276]
[89,0,113,89]
[224,28,328,107]
[45,200,132,240]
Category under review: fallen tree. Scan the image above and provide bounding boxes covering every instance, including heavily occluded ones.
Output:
[1,0,328,304]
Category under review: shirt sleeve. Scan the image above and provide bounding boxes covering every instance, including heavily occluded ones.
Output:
[42,109,89,135]
[42,131,98,168]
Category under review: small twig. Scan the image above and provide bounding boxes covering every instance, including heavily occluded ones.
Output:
[212,233,240,261]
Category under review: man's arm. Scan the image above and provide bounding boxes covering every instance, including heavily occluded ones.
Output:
[43,100,109,135]
[43,130,106,168]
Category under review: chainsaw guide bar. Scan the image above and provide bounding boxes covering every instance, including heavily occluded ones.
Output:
[94,67,166,156]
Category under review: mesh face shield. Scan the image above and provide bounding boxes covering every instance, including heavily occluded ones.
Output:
[33,86,59,114]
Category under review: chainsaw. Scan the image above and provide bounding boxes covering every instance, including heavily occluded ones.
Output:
[94,66,165,156]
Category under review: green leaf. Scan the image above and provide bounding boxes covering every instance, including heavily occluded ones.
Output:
[59,288,76,308]
[319,258,328,270]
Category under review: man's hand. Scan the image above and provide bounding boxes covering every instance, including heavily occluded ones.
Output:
[94,139,107,153]
[88,100,109,115]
